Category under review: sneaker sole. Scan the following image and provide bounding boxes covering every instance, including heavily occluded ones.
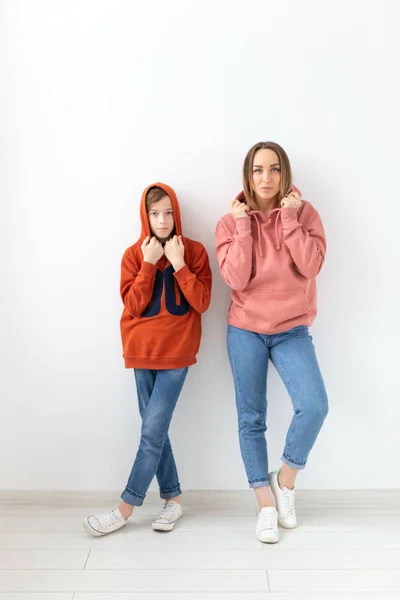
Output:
[257,533,279,544]
[278,519,297,529]
[82,518,106,537]
[152,521,176,531]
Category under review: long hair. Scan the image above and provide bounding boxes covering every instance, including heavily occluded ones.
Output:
[243,141,293,210]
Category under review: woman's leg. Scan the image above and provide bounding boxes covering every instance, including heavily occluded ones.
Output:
[269,326,329,472]
[269,326,328,527]
[278,463,298,490]
[227,325,274,509]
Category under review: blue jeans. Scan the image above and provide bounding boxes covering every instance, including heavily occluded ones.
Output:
[121,368,188,506]
[227,325,328,488]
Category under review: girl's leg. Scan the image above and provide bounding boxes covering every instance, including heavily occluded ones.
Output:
[121,367,188,509]
[133,369,182,504]
[83,368,187,537]
[119,369,156,518]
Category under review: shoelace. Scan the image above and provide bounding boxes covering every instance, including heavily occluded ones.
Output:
[157,501,177,521]
[259,511,277,531]
[282,490,296,516]
[96,509,121,528]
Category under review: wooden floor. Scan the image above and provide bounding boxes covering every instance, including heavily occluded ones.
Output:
[0,490,399,598]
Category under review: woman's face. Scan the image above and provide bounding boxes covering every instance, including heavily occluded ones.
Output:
[252,149,281,204]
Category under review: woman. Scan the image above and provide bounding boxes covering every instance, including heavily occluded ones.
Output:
[215,142,328,543]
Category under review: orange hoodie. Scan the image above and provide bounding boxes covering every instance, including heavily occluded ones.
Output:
[120,183,212,369]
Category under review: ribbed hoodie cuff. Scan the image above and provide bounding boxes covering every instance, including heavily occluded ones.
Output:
[281,207,301,229]
[235,216,252,235]
[141,261,158,276]
[173,265,192,283]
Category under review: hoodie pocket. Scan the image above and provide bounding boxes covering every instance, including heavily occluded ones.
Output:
[241,288,307,329]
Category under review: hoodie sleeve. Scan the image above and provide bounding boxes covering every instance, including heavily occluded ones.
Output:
[120,248,157,317]
[215,216,253,291]
[173,243,212,314]
[281,203,326,279]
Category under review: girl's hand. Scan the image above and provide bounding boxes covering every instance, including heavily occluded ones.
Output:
[141,236,164,264]
[164,235,186,271]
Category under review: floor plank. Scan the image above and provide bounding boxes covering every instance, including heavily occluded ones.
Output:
[86,548,400,570]
[268,569,400,592]
[0,569,269,593]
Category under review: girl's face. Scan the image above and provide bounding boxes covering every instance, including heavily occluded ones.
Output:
[148,195,175,241]
[252,149,281,204]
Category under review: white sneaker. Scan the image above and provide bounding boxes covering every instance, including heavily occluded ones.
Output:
[256,506,279,543]
[83,508,127,537]
[269,470,297,529]
[152,500,183,531]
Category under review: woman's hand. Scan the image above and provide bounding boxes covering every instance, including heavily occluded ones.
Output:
[281,192,302,209]
[231,199,249,219]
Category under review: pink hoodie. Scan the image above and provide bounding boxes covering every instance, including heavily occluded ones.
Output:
[215,187,326,334]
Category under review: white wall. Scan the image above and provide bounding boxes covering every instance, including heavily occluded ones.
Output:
[1,0,399,492]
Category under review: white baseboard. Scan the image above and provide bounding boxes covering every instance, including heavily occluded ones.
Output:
[0,489,399,507]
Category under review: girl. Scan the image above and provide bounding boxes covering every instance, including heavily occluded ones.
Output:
[84,183,212,536]
[215,142,328,543]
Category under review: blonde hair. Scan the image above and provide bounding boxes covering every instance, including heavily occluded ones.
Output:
[243,141,292,210]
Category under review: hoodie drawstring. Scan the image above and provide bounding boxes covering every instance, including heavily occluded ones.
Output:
[274,211,282,251]
[252,212,264,257]
[251,210,282,255]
